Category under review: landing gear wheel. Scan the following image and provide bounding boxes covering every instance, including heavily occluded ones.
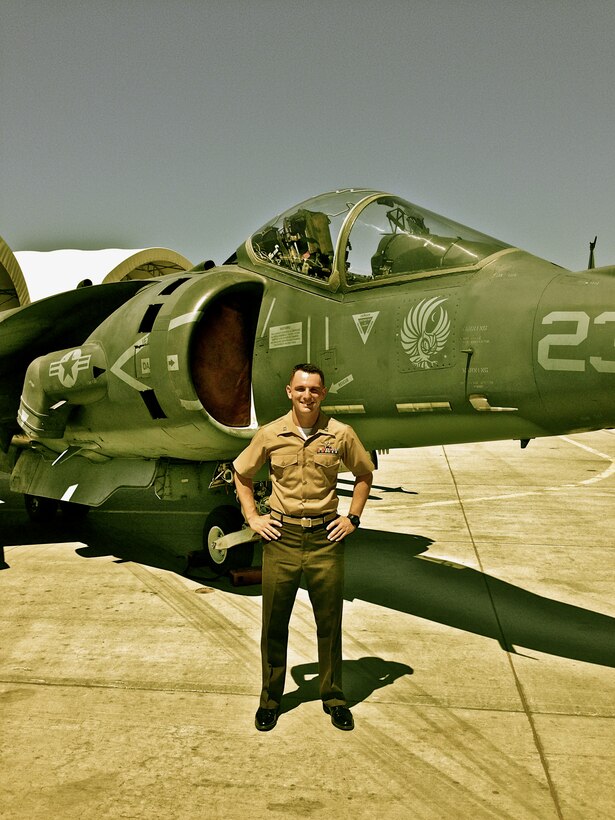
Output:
[24,494,58,524]
[59,501,90,522]
[199,505,254,574]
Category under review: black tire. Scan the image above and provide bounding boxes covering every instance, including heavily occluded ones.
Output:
[24,494,58,524]
[199,505,254,573]
[59,501,90,522]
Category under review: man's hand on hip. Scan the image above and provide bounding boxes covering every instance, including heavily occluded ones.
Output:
[326,516,356,541]
[248,513,281,541]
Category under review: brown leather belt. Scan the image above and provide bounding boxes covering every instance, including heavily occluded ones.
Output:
[270,510,338,529]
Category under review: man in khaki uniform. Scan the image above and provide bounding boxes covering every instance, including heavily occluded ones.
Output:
[233,363,374,732]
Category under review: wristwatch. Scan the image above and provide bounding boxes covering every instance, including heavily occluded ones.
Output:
[347,514,361,528]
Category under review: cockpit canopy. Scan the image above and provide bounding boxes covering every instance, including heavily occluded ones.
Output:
[246,189,510,289]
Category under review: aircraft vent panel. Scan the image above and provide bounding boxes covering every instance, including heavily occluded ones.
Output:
[140,389,167,420]
[159,277,190,296]
[139,303,163,333]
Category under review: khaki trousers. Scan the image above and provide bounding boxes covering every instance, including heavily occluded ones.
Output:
[259,523,346,710]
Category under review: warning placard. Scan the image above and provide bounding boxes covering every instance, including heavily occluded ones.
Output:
[353,311,379,343]
[269,322,303,349]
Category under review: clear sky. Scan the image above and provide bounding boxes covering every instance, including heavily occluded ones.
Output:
[2,0,615,274]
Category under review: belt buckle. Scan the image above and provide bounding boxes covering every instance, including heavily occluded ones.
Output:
[300,517,313,528]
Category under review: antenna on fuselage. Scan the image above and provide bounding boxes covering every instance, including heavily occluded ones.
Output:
[588,236,597,269]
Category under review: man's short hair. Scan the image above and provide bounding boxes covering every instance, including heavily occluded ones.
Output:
[289,362,325,386]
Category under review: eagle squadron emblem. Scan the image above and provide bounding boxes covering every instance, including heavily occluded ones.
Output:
[400,296,451,369]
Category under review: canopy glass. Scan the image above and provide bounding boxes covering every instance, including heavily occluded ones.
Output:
[248,190,509,288]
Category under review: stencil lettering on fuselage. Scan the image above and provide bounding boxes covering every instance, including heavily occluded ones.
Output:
[537,310,615,372]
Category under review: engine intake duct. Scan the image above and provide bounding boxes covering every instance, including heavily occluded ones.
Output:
[190,285,262,428]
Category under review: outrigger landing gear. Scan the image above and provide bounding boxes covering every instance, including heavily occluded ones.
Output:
[24,494,58,524]
[190,504,259,574]
[59,500,90,522]
[24,494,90,524]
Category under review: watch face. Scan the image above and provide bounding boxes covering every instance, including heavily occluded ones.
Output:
[348,514,360,527]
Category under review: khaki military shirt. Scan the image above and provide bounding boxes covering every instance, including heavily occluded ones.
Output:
[233,411,374,516]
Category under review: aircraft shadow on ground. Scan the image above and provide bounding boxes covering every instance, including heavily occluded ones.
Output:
[0,507,187,575]
[345,528,615,669]
[3,508,614,669]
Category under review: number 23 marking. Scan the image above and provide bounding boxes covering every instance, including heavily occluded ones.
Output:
[538,311,615,372]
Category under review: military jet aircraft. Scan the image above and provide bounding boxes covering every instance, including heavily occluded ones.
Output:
[2,189,614,571]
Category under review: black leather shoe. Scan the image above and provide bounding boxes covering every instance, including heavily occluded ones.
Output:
[323,704,354,731]
[255,707,278,731]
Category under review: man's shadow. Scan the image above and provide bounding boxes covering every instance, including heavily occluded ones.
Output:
[280,657,414,714]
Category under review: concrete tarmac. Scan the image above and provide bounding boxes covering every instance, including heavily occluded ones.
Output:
[1,432,614,819]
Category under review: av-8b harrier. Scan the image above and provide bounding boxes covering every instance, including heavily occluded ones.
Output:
[1,189,613,569]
